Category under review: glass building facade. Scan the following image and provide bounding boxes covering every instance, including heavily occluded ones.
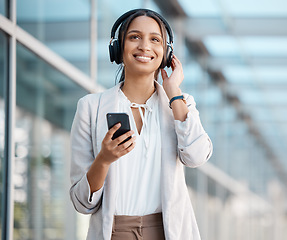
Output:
[1,0,287,239]
[0,30,7,238]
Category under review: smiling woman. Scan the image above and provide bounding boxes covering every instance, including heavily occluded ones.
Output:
[69,8,213,240]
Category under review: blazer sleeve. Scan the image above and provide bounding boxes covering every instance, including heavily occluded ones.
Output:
[69,95,103,215]
[174,94,213,168]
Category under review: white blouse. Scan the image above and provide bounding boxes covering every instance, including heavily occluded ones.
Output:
[114,88,162,216]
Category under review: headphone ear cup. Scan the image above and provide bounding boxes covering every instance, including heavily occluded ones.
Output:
[114,40,122,64]
[109,43,115,62]
[166,45,173,68]
[109,39,122,64]
[160,45,173,69]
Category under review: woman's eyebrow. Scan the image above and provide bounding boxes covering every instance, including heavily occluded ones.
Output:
[127,30,162,38]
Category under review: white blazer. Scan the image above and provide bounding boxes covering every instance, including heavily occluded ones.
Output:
[70,81,213,240]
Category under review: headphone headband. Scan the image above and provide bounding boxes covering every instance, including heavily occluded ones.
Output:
[110,9,173,44]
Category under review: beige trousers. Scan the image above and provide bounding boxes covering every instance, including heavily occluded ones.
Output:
[111,212,165,240]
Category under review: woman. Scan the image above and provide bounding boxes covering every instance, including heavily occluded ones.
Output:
[70,9,213,240]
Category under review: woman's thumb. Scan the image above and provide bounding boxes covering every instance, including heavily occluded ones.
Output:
[161,69,168,80]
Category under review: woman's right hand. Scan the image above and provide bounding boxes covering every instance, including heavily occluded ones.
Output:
[98,123,136,166]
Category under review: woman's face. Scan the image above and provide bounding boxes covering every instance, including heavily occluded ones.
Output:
[122,16,164,77]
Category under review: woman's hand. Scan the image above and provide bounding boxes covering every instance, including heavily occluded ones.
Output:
[161,55,189,121]
[87,124,135,193]
[161,54,184,100]
[98,123,136,166]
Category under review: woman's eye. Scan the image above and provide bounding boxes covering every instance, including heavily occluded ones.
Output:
[130,35,140,40]
[151,37,160,43]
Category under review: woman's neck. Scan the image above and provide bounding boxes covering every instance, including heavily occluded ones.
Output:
[121,74,156,104]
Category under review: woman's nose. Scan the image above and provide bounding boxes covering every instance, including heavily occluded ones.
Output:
[138,38,151,51]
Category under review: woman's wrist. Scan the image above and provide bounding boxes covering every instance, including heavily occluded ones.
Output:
[169,95,186,109]
[164,86,182,100]
[96,151,112,167]
[87,152,111,193]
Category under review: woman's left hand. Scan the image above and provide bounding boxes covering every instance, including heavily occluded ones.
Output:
[161,54,184,100]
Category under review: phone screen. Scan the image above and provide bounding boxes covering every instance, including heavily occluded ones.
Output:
[106,113,131,143]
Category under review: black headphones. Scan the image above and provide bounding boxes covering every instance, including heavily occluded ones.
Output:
[109,9,174,68]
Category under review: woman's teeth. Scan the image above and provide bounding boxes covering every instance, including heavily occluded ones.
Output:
[135,56,152,61]
[137,56,151,60]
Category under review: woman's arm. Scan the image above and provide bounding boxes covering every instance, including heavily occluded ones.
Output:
[70,96,136,214]
[161,55,212,167]
[161,55,188,122]
[174,94,213,167]
[70,96,102,214]
[87,123,136,193]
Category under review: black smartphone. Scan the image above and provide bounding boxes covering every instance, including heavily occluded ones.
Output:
[106,113,131,144]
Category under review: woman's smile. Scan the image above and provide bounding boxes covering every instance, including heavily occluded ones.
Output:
[133,53,154,63]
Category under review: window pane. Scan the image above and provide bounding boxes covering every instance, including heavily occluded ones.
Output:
[97,0,143,89]
[0,0,6,16]
[17,0,91,75]
[14,43,88,240]
[0,30,7,238]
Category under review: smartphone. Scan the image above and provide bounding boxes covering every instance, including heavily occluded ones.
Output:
[106,113,131,144]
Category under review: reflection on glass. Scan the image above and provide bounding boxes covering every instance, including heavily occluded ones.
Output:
[96,0,143,89]
[9,1,287,239]
[14,43,88,240]
[0,30,7,237]
[17,0,91,75]
[0,0,6,16]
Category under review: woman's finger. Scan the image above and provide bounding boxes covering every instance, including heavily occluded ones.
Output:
[171,58,175,71]
[105,123,121,140]
[118,136,136,150]
[114,130,135,145]
[117,136,137,155]
[161,69,168,80]
[172,55,181,66]
[172,54,182,67]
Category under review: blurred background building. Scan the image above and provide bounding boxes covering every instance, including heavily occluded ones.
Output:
[1,0,287,239]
